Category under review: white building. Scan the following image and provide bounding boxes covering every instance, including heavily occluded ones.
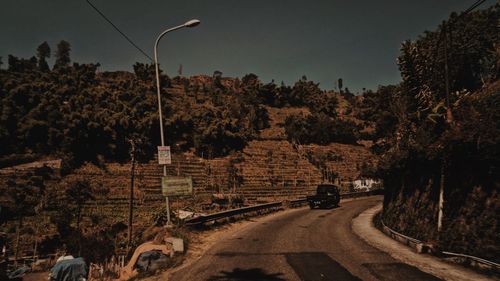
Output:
[352,178,381,192]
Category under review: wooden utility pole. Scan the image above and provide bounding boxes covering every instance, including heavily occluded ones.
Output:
[14,217,22,267]
[438,20,452,233]
[437,0,486,233]
[32,223,39,269]
[127,140,136,252]
[438,159,446,232]
[437,20,451,234]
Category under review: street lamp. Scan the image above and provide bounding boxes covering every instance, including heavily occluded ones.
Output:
[154,19,200,226]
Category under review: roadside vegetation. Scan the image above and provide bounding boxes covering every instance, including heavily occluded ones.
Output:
[358,4,499,262]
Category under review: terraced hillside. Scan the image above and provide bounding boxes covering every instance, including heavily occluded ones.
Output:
[0,96,374,213]
[65,104,373,213]
[302,143,374,182]
[236,140,322,201]
[0,73,376,256]
[0,76,376,262]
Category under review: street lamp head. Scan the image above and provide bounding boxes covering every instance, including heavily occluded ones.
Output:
[184,19,201,28]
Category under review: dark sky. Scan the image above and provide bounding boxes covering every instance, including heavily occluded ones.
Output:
[0,0,496,92]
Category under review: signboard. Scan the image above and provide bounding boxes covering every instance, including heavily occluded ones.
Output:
[162,177,193,196]
[158,146,171,165]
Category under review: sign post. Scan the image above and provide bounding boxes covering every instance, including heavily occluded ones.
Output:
[158,146,171,165]
[162,177,193,196]
[157,146,171,226]
[161,176,193,227]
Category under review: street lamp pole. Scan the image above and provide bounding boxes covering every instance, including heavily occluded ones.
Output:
[154,19,200,226]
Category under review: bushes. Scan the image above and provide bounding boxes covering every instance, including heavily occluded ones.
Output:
[368,4,500,261]
[0,45,275,165]
[284,113,358,145]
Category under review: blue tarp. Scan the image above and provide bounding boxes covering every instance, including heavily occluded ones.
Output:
[50,257,88,281]
[136,251,169,272]
[7,266,30,279]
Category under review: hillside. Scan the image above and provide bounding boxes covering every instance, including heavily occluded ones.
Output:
[0,57,375,264]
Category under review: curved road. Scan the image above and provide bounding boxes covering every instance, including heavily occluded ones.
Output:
[171,196,441,281]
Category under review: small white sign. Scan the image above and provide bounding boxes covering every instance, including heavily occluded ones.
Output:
[158,146,171,165]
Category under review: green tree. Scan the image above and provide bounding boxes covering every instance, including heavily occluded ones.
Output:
[240,73,261,104]
[65,179,94,255]
[36,41,51,72]
[7,55,37,72]
[257,81,278,106]
[133,62,156,81]
[54,40,71,69]
[315,94,338,117]
[289,77,322,107]
[284,113,358,145]
[358,85,400,139]
[213,70,223,89]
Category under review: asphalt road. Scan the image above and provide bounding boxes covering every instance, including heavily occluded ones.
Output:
[171,196,442,281]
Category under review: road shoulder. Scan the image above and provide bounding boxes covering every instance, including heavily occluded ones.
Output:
[141,207,304,281]
[352,204,497,281]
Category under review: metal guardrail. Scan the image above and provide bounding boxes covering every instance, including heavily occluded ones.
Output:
[381,219,500,273]
[184,202,283,225]
[441,251,500,272]
[185,189,384,225]
[288,198,307,208]
[342,188,384,198]
[381,220,425,252]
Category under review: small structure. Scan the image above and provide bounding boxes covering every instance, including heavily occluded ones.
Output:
[352,178,381,192]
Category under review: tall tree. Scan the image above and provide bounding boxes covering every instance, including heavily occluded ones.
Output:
[213,70,223,89]
[65,179,94,255]
[54,40,71,69]
[133,62,156,81]
[36,41,51,71]
[178,64,183,76]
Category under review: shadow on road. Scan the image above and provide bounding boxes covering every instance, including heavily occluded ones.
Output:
[309,204,342,210]
[285,252,361,281]
[363,263,444,281]
[207,267,286,281]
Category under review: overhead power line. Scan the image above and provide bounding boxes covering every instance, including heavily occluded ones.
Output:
[85,0,153,62]
[462,0,487,15]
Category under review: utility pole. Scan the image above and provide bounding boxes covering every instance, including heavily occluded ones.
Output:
[437,0,486,233]
[14,217,22,267]
[437,20,450,233]
[127,139,136,252]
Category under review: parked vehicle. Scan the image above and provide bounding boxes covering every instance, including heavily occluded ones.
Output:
[306,184,340,209]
